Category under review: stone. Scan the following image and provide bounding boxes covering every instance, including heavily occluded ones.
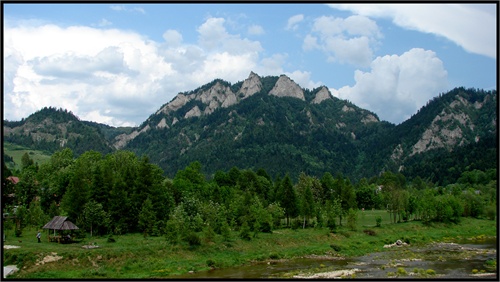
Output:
[269,75,305,100]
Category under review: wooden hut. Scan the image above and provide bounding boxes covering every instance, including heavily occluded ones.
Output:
[42,216,79,243]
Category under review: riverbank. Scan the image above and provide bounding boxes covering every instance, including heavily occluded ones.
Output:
[3,215,496,279]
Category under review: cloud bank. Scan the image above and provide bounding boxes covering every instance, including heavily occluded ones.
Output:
[334,48,449,124]
[329,3,497,59]
[303,15,382,67]
[4,17,313,127]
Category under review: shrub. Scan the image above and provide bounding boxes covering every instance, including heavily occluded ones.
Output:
[220,220,232,242]
[330,244,342,252]
[485,205,496,220]
[346,209,358,231]
[363,229,376,236]
[375,216,382,227]
[203,225,216,243]
[397,267,407,276]
[183,232,201,246]
[260,221,272,233]
[239,221,251,241]
[206,259,216,268]
[426,269,436,275]
[15,228,22,237]
[269,253,281,260]
[401,211,408,222]
[327,218,337,233]
[107,235,116,243]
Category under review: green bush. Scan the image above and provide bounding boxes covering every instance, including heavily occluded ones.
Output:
[363,229,376,236]
[346,209,358,231]
[206,259,216,268]
[426,269,436,275]
[260,220,272,233]
[375,216,382,227]
[330,244,342,252]
[239,221,251,241]
[183,232,201,246]
[269,253,281,260]
[484,205,496,220]
[203,225,216,243]
[397,267,407,276]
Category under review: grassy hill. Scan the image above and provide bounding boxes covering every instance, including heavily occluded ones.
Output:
[3,142,52,171]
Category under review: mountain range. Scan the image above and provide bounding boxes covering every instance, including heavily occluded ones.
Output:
[3,72,497,185]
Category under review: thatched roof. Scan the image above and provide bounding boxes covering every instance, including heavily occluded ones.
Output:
[42,216,79,230]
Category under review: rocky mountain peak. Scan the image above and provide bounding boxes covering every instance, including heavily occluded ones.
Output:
[269,75,305,101]
[196,81,237,114]
[312,87,332,104]
[238,71,262,99]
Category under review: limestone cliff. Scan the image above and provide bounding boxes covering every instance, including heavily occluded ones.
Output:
[238,71,262,99]
[269,75,305,100]
[311,87,332,104]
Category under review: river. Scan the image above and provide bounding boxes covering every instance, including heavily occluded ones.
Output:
[172,238,497,279]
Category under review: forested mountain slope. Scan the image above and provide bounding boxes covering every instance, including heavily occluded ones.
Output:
[3,107,117,156]
[3,72,497,184]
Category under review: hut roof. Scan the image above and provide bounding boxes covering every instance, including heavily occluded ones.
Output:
[42,216,79,230]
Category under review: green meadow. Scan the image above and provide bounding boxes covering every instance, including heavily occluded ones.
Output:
[3,210,496,279]
[4,142,51,171]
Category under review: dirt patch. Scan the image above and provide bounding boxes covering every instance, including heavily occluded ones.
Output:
[36,252,63,265]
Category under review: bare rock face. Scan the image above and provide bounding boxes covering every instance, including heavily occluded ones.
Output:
[185,106,201,118]
[411,105,472,155]
[196,81,237,109]
[157,118,169,129]
[114,125,150,149]
[269,75,305,101]
[238,71,262,99]
[342,105,355,112]
[196,82,236,107]
[156,94,192,115]
[361,114,379,124]
[311,87,332,104]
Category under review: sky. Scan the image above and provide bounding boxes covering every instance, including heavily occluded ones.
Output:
[3,3,497,127]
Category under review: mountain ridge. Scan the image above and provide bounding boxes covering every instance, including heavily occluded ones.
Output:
[3,72,496,184]
[114,72,377,150]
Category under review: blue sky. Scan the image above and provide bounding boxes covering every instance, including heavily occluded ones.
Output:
[3,3,497,126]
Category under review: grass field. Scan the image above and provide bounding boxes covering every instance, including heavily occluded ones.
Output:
[3,210,496,279]
[3,142,52,171]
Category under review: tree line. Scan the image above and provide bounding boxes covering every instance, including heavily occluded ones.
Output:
[2,148,496,244]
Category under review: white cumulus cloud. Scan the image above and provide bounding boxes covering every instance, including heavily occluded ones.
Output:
[3,16,320,127]
[163,29,183,47]
[248,24,265,36]
[305,15,381,67]
[329,3,496,58]
[336,48,448,124]
[286,14,304,31]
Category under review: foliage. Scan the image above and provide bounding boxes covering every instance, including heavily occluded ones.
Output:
[138,198,156,237]
[79,200,110,237]
[346,208,358,231]
[239,220,251,241]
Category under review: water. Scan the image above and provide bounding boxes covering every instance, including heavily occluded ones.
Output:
[172,239,497,279]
